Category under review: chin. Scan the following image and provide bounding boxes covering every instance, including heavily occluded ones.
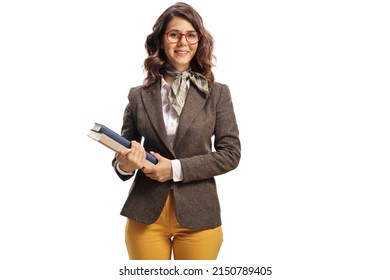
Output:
[171,62,191,71]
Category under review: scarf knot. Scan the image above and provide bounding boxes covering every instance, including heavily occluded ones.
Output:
[164,65,209,116]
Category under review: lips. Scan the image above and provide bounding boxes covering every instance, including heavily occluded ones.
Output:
[175,50,189,56]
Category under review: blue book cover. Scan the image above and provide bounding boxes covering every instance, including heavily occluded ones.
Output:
[91,122,158,165]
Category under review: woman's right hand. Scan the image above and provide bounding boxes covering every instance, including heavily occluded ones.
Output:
[116,141,146,173]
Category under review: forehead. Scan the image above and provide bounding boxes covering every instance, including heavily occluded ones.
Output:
[165,16,195,31]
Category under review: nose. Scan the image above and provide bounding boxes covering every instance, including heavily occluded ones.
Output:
[178,34,187,45]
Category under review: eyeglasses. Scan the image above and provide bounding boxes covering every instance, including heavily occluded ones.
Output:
[164,30,201,45]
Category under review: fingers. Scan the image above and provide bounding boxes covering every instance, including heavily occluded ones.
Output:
[127,141,145,162]
[116,148,130,162]
[142,154,173,183]
[115,141,147,172]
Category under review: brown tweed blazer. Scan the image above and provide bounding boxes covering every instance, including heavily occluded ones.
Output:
[112,79,241,230]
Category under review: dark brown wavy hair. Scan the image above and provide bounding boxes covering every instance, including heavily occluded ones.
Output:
[143,2,215,87]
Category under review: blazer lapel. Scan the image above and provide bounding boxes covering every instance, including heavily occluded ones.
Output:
[141,81,175,156]
[174,85,209,150]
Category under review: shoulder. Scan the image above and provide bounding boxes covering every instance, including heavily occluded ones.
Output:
[210,81,230,93]
[126,83,154,105]
[209,82,231,101]
[128,84,146,97]
[128,81,160,97]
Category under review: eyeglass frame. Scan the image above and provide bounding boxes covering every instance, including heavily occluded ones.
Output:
[163,30,201,45]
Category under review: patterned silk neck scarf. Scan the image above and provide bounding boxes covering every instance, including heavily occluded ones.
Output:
[165,66,209,116]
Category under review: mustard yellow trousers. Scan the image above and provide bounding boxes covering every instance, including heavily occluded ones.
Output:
[125,192,223,260]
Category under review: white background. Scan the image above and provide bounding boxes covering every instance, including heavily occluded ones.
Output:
[0,0,389,279]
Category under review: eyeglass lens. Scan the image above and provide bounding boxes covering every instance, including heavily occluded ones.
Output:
[166,31,200,44]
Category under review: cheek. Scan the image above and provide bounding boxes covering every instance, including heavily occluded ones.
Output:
[162,40,170,52]
[190,45,198,54]
[163,44,174,56]
[163,47,169,58]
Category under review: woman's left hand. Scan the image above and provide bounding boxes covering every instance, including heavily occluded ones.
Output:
[142,152,173,182]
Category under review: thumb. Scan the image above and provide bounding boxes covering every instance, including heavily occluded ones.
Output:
[150,151,162,160]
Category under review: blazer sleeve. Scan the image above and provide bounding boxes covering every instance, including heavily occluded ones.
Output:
[180,84,241,183]
[111,87,143,181]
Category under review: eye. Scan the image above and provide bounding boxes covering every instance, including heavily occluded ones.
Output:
[168,31,180,39]
[187,32,198,39]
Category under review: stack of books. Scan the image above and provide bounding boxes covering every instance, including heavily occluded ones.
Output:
[88,122,158,166]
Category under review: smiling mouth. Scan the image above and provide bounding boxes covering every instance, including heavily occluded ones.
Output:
[175,50,189,56]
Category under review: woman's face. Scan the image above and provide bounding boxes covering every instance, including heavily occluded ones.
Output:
[162,16,198,72]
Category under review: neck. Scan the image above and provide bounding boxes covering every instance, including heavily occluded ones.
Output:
[172,64,189,72]
[163,74,176,86]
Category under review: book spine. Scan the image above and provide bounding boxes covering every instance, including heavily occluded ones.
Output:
[146,152,158,165]
[98,125,131,148]
[98,125,158,165]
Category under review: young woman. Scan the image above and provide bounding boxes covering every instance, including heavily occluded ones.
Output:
[113,2,241,260]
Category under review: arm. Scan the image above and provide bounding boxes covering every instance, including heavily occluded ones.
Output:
[111,88,143,181]
[180,84,241,183]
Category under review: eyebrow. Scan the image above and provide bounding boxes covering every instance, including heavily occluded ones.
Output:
[166,29,196,33]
